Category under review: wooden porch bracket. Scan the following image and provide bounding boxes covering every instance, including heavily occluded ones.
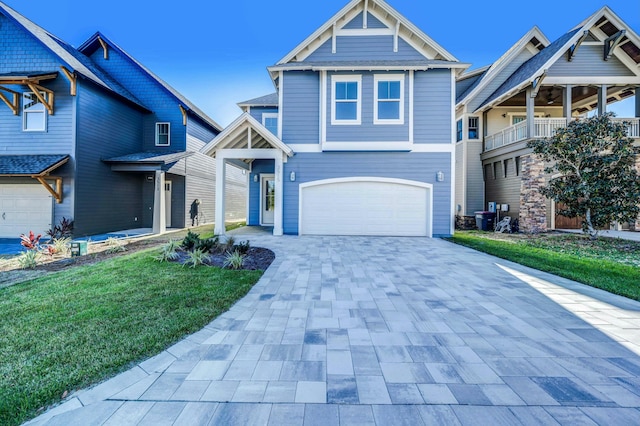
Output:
[26,83,54,115]
[394,20,400,53]
[33,176,63,204]
[568,30,590,62]
[0,86,19,115]
[98,36,109,60]
[179,104,187,126]
[604,30,626,61]
[531,71,547,98]
[60,66,77,96]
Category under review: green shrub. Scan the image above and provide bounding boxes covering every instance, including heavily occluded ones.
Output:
[196,236,218,253]
[223,250,245,270]
[51,237,71,256]
[181,230,201,251]
[154,240,180,262]
[224,236,236,252]
[183,249,209,268]
[105,237,126,254]
[236,240,251,255]
[18,250,39,269]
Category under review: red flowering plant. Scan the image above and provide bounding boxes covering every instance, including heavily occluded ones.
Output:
[20,231,42,251]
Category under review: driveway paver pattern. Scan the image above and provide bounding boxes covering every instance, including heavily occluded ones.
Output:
[27,234,640,425]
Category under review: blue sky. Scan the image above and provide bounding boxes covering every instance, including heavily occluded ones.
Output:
[4,0,639,126]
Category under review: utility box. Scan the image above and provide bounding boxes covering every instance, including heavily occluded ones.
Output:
[70,241,88,257]
[475,211,496,231]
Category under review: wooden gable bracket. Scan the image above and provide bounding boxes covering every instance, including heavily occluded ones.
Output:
[26,83,55,115]
[568,30,590,62]
[98,36,109,60]
[33,176,63,203]
[363,0,368,28]
[60,66,77,96]
[394,20,400,53]
[604,29,626,61]
[179,105,187,126]
[332,22,337,54]
[531,71,547,98]
[0,86,19,115]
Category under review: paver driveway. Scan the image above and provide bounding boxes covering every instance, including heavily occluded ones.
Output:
[28,233,640,425]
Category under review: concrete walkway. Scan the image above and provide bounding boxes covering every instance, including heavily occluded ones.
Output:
[27,232,640,425]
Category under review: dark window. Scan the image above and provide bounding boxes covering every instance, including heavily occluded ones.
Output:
[503,159,510,178]
[515,156,521,176]
[456,119,463,142]
[468,117,479,139]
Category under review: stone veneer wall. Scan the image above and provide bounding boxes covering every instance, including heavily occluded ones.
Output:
[519,154,548,233]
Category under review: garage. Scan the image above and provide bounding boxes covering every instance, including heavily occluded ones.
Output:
[0,184,53,238]
[299,177,432,237]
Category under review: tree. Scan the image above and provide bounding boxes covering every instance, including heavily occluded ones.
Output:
[528,113,640,239]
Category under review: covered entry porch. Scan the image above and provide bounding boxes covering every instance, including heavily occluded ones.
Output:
[201,113,293,236]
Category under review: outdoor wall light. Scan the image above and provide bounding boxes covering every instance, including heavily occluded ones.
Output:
[436,171,445,182]
[290,171,296,182]
[253,174,258,183]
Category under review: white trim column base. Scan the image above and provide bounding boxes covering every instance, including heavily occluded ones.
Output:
[214,156,226,236]
[152,170,166,234]
[273,154,284,236]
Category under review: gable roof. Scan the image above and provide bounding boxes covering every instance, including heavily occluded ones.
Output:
[475,6,640,112]
[0,2,147,110]
[456,26,549,107]
[78,32,223,133]
[237,93,279,108]
[274,0,460,73]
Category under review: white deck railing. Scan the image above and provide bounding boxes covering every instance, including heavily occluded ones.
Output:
[484,117,640,151]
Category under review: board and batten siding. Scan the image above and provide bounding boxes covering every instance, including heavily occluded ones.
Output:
[282,71,319,144]
[547,44,634,77]
[342,12,388,30]
[465,141,485,215]
[483,158,521,220]
[88,48,187,152]
[413,69,452,144]
[307,36,425,62]
[467,50,534,112]
[283,152,452,236]
[325,71,410,143]
[247,160,274,226]
[74,81,145,236]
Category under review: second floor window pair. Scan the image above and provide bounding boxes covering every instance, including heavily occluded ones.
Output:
[332,75,404,125]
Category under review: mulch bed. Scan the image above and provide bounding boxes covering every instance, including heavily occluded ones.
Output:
[174,247,275,271]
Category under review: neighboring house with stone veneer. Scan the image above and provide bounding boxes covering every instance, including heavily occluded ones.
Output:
[455,6,640,232]
[203,0,468,237]
[0,2,245,238]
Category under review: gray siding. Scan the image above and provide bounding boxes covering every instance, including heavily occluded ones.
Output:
[282,71,319,144]
[187,117,218,150]
[343,12,388,29]
[307,36,424,62]
[225,164,247,223]
[184,153,216,227]
[483,158,521,219]
[465,141,485,215]
[468,49,534,112]
[455,143,464,214]
[168,175,185,228]
[414,69,452,144]
[547,44,634,77]
[282,152,452,236]
[75,81,145,236]
[325,71,410,142]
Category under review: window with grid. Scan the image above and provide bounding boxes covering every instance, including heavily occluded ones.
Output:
[23,92,47,132]
[156,123,170,146]
[374,75,404,124]
[468,117,479,139]
[331,75,361,124]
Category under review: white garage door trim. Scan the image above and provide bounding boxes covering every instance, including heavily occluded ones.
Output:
[0,184,53,238]
[299,177,433,237]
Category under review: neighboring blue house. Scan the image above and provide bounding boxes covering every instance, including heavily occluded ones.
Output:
[205,0,468,237]
[0,2,245,238]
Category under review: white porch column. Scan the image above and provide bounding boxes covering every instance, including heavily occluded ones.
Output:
[526,87,535,139]
[152,170,166,234]
[273,154,284,236]
[214,156,226,236]
[597,85,607,116]
[563,85,573,120]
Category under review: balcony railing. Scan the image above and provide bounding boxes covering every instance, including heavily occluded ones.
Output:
[484,117,640,151]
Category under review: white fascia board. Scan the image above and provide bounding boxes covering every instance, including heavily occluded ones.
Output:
[267,63,470,73]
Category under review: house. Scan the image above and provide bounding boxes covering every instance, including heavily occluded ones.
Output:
[455,6,640,232]
[0,2,245,239]
[204,0,468,237]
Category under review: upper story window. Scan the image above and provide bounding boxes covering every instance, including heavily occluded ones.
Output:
[155,123,170,146]
[23,92,47,132]
[374,74,404,125]
[262,113,278,136]
[456,119,463,142]
[331,75,361,125]
[468,117,479,139]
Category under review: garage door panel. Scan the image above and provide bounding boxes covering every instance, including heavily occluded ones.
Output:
[0,184,53,238]
[300,179,430,237]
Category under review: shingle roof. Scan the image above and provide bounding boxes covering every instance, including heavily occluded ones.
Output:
[78,33,223,133]
[237,93,279,107]
[0,155,69,175]
[0,3,148,110]
[456,69,489,104]
[102,151,194,164]
[477,28,581,110]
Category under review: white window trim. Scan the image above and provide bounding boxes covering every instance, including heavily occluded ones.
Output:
[23,92,47,132]
[155,122,171,146]
[262,113,279,135]
[331,75,361,125]
[374,74,404,125]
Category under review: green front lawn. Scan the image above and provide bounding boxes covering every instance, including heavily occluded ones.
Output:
[448,231,640,301]
[0,249,263,426]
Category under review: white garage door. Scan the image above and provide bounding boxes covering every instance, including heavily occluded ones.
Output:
[0,184,53,238]
[300,178,432,237]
